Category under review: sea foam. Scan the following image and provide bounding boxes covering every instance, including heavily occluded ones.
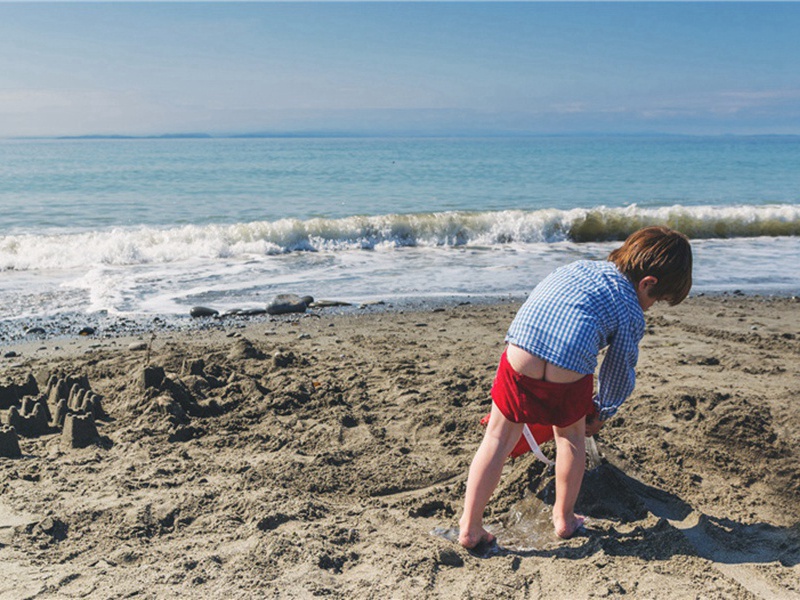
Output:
[1,204,798,272]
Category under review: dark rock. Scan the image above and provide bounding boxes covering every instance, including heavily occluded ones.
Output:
[266,294,309,316]
[78,327,95,336]
[240,308,267,316]
[309,300,352,308]
[189,306,219,318]
[359,300,386,308]
[25,327,46,336]
[3,351,18,358]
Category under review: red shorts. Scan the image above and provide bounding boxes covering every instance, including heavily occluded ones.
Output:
[491,350,594,428]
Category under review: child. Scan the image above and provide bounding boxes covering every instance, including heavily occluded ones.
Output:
[459,226,692,547]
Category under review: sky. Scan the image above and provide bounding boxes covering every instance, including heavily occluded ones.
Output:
[1,2,800,137]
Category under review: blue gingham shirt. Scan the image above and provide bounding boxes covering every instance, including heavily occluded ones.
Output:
[505,260,645,421]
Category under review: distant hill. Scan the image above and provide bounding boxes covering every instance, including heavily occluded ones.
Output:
[56,133,213,140]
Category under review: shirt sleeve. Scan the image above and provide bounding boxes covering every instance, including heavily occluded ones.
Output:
[593,323,641,421]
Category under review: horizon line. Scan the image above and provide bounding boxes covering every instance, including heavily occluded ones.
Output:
[6,131,800,141]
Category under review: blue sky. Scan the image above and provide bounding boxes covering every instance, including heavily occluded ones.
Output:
[2,2,800,137]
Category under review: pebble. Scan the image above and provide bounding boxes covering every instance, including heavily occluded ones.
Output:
[359,300,386,308]
[26,327,46,336]
[128,341,148,351]
[4,351,18,358]
[309,299,352,308]
[79,327,96,336]
[190,306,219,318]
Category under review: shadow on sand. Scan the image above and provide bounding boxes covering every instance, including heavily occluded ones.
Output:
[435,463,800,569]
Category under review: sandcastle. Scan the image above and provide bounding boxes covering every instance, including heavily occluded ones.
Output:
[0,372,107,457]
[0,424,22,458]
[61,413,101,449]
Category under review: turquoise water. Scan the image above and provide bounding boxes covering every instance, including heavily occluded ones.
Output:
[0,136,798,321]
[2,136,799,231]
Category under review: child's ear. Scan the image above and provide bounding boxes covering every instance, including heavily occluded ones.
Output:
[638,276,658,294]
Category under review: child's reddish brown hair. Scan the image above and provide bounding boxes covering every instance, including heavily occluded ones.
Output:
[608,226,692,305]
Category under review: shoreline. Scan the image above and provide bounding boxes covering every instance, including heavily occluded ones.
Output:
[3,288,797,353]
[1,293,526,353]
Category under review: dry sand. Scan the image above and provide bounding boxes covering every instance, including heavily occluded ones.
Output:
[1,296,799,599]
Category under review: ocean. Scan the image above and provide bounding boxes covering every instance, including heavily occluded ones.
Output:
[1,135,798,333]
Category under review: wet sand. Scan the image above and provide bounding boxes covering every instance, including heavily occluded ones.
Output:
[1,296,799,599]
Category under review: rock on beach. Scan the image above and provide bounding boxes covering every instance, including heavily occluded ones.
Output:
[266,294,312,316]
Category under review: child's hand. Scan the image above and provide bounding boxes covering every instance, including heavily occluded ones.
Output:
[585,414,604,437]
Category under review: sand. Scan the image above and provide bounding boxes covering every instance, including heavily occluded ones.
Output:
[1,295,799,599]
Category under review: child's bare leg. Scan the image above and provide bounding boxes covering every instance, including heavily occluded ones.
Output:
[459,403,523,549]
[552,416,586,538]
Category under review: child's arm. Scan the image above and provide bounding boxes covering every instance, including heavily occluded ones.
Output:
[595,322,643,421]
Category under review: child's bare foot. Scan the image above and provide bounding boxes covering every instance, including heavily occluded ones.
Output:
[458,526,496,549]
[553,513,585,539]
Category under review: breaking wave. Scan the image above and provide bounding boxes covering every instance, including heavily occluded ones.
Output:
[1,204,798,271]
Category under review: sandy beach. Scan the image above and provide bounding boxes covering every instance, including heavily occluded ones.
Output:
[1,295,798,599]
